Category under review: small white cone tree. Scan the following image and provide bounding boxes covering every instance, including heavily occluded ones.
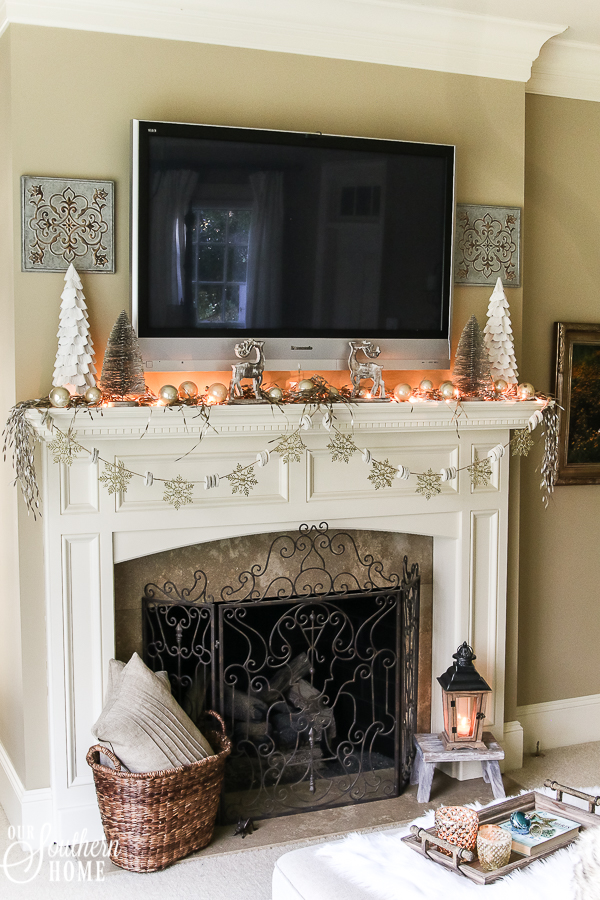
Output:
[483,277,519,385]
[52,264,97,395]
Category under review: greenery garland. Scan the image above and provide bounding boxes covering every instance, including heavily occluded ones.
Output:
[2,378,556,516]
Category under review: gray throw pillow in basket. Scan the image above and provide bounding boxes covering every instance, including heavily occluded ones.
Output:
[97,659,172,770]
[92,652,213,773]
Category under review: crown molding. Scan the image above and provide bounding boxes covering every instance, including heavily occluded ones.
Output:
[0,0,565,83]
[528,38,600,103]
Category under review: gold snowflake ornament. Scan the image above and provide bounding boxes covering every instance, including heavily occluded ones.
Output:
[512,428,534,457]
[48,429,81,466]
[468,456,492,488]
[416,469,442,500]
[163,474,194,510]
[327,431,356,463]
[368,458,397,489]
[227,463,258,497]
[274,431,306,464]
[99,459,133,495]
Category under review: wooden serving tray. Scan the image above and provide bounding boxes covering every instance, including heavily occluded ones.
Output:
[402,780,600,885]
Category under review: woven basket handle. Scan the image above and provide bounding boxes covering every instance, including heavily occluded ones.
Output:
[205,710,226,735]
[86,744,123,772]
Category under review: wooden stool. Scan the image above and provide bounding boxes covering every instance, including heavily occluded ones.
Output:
[411,731,505,804]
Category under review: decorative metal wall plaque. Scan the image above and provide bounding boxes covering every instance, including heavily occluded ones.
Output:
[21,176,115,273]
[455,204,520,287]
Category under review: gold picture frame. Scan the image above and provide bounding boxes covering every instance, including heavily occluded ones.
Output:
[553,322,600,485]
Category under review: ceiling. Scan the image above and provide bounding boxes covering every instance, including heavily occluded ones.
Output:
[1,0,600,101]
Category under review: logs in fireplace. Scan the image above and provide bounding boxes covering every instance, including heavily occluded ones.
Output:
[142,524,420,822]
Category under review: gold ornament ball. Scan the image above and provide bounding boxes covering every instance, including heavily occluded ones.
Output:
[208,382,228,403]
[158,384,179,405]
[179,380,198,400]
[269,386,283,401]
[84,386,102,405]
[298,379,314,394]
[49,386,71,408]
[419,378,433,392]
[439,381,455,399]
[329,386,339,398]
[494,378,508,394]
[393,383,412,401]
[517,382,535,400]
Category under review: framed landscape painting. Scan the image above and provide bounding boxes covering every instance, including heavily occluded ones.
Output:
[554,322,600,484]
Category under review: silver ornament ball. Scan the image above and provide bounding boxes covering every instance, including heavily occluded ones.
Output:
[208,382,228,403]
[517,382,535,400]
[49,386,71,408]
[84,386,102,405]
[439,381,455,399]
[158,384,179,405]
[419,378,433,392]
[179,380,198,400]
[298,379,314,394]
[393,383,412,401]
[495,378,508,393]
[269,386,283,401]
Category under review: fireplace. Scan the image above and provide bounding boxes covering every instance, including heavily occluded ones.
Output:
[139,524,422,821]
[20,400,536,846]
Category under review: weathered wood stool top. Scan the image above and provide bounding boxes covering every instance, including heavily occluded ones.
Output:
[411,731,505,803]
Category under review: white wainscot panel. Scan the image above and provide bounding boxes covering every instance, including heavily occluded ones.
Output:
[62,534,103,787]
[308,445,460,501]
[60,457,100,514]
[470,510,499,726]
[114,451,289,512]
[471,443,500,494]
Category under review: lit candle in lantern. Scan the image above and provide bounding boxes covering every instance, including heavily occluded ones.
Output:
[457,715,471,736]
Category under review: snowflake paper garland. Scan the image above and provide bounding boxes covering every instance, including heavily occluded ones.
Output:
[468,456,492,488]
[48,429,81,466]
[227,463,258,497]
[368,459,397,490]
[99,459,133,495]
[512,429,535,457]
[327,431,356,464]
[416,469,442,500]
[163,474,194,510]
[275,431,306,464]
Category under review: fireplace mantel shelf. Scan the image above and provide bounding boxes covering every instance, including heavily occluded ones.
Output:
[30,399,545,441]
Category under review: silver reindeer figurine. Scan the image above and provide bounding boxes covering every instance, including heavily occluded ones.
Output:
[230,340,265,399]
[348,340,385,398]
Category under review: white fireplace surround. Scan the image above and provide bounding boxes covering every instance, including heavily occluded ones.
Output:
[13,399,540,846]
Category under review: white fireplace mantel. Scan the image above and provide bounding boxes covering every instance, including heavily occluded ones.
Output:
[28,399,542,845]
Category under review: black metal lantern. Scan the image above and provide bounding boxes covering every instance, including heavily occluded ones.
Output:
[438,642,492,750]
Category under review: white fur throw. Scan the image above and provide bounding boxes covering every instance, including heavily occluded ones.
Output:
[318,788,600,900]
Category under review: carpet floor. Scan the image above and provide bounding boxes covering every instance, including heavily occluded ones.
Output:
[1,740,598,899]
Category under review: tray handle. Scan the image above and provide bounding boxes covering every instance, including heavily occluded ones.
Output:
[410,825,474,872]
[544,779,600,814]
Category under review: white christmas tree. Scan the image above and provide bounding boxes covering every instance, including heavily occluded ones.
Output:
[483,277,519,385]
[52,264,97,394]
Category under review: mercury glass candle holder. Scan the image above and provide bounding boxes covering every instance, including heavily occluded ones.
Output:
[434,806,479,855]
[477,824,512,871]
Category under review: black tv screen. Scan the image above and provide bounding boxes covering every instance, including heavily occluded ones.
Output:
[132,120,455,369]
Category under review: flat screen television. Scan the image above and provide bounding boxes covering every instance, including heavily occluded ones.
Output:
[132,119,455,371]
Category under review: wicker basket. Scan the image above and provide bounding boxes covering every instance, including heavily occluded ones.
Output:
[86,710,231,873]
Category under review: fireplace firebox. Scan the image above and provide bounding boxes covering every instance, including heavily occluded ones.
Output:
[142,524,420,822]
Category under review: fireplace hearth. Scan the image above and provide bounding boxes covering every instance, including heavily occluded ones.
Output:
[142,524,421,821]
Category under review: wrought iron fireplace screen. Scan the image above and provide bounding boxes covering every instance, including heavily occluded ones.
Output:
[142,524,420,822]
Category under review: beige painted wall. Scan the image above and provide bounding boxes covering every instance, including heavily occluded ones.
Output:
[2,24,527,786]
[518,94,600,706]
[0,30,27,784]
